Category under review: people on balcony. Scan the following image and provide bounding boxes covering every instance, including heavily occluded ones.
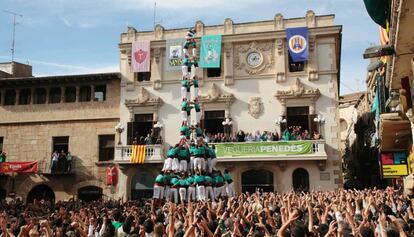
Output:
[0,151,6,163]
[50,150,72,173]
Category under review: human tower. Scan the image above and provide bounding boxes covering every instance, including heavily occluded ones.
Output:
[153,29,235,204]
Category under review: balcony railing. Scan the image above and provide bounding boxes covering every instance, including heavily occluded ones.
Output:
[38,158,76,175]
[211,140,327,161]
[114,144,164,163]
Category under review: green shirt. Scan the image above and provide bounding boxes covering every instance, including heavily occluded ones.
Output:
[195,127,204,136]
[194,175,205,184]
[186,176,195,185]
[215,175,224,184]
[208,148,216,158]
[155,174,164,183]
[171,177,179,186]
[181,79,189,88]
[193,80,199,87]
[181,101,188,110]
[178,148,189,159]
[205,176,214,185]
[189,146,196,156]
[178,179,189,187]
[224,173,233,182]
[112,221,123,230]
[0,154,5,163]
[167,148,177,157]
[194,147,205,157]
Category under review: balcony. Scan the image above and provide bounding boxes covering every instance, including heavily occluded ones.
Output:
[114,144,164,164]
[38,159,75,175]
[213,140,327,162]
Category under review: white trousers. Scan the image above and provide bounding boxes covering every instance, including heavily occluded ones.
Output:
[181,111,188,123]
[187,186,196,201]
[153,186,164,199]
[189,156,195,173]
[196,185,206,201]
[172,158,179,172]
[194,158,203,171]
[163,158,173,171]
[169,188,178,203]
[214,186,226,199]
[179,187,187,202]
[205,186,214,201]
[179,160,187,173]
[181,87,188,100]
[226,182,235,198]
[193,88,199,100]
[164,186,170,199]
[182,65,188,77]
[208,159,217,173]
[195,111,201,124]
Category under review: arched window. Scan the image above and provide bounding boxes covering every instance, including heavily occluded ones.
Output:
[78,186,102,202]
[131,171,155,200]
[27,184,55,203]
[292,168,310,192]
[241,169,274,193]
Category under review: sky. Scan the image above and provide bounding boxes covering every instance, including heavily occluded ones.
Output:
[0,0,378,95]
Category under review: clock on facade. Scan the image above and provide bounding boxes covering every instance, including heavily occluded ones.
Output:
[246,51,263,68]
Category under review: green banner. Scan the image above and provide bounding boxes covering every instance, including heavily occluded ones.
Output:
[199,35,222,68]
[215,141,313,157]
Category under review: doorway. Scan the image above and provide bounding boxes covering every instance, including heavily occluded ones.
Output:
[78,186,103,202]
[127,114,153,144]
[241,169,274,193]
[27,184,55,203]
[203,110,225,135]
[131,171,155,200]
[292,168,310,192]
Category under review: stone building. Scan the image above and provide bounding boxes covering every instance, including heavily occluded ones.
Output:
[0,69,120,201]
[114,11,343,199]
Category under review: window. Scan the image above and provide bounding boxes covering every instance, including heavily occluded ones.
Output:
[34,88,47,104]
[49,87,61,103]
[94,85,106,102]
[79,86,91,102]
[98,135,115,161]
[242,169,274,193]
[127,114,153,145]
[19,89,31,105]
[4,90,16,105]
[136,72,151,82]
[52,136,69,153]
[288,54,305,72]
[292,168,310,192]
[64,87,76,102]
[0,91,2,104]
[207,62,222,78]
[0,137,3,153]
[203,110,225,135]
[287,106,310,132]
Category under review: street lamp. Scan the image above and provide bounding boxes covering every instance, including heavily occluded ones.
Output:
[313,114,325,135]
[222,118,233,136]
[275,116,287,133]
[115,123,125,145]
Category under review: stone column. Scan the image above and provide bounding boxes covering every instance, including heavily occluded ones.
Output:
[75,86,80,102]
[0,89,5,105]
[91,85,95,101]
[223,43,234,86]
[60,87,65,103]
[30,88,35,104]
[275,38,286,83]
[45,88,50,104]
[15,89,20,105]
[151,48,163,89]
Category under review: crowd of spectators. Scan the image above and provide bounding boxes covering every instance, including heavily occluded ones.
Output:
[0,187,413,237]
[205,126,322,144]
[50,150,73,173]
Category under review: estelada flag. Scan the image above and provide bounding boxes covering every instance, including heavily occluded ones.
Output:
[130,145,146,164]
[132,41,151,72]
[0,161,38,173]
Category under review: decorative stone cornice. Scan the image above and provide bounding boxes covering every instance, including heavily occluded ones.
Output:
[199,83,235,104]
[124,87,163,108]
[274,78,320,100]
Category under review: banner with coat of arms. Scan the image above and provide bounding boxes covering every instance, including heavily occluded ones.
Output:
[286,27,309,62]
[0,161,38,173]
[199,35,222,68]
[131,41,151,72]
[165,39,185,71]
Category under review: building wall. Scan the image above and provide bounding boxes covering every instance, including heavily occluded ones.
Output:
[116,12,343,195]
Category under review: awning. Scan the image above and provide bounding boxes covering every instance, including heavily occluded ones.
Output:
[363,0,389,28]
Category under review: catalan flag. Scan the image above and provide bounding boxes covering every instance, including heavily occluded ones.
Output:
[130,145,146,164]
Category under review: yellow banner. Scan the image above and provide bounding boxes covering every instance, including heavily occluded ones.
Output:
[382,164,408,178]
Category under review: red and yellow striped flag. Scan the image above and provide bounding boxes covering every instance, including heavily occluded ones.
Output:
[130,145,146,164]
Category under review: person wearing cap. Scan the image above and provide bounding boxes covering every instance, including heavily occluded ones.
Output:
[177,143,190,173]
[163,145,178,172]
[177,172,189,204]
[224,169,235,197]
[194,171,206,201]
[153,171,165,202]
[186,173,196,201]
[214,170,226,200]
[204,173,215,201]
